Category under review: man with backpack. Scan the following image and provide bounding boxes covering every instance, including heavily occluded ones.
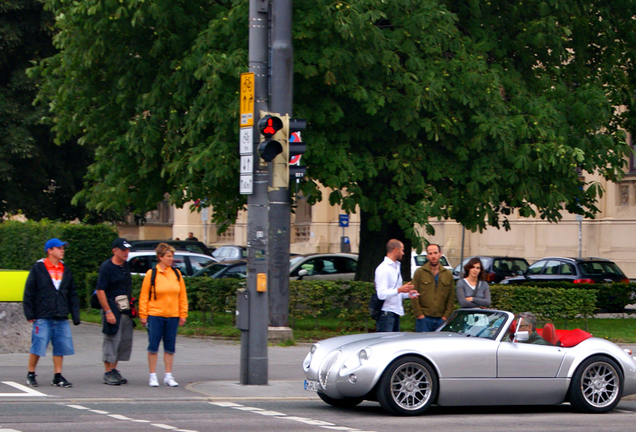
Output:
[96,238,133,385]
[374,239,418,332]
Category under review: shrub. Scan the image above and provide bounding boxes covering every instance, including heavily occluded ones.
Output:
[490,285,596,321]
[81,276,599,332]
[506,281,635,313]
[1,221,118,306]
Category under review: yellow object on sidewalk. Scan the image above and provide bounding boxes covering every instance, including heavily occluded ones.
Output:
[0,270,29,301]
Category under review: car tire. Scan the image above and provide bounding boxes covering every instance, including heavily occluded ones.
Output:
[377,355,437,416]
[317,392,364,408]
[568,355,623,413]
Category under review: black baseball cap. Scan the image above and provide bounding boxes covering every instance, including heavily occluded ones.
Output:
[112,238,132,250]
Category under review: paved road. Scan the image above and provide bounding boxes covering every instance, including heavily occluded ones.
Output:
[2,324,636,432]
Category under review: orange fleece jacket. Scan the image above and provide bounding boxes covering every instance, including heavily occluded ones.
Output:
[139,266,188,320]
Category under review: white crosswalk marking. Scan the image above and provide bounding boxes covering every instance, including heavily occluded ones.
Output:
[209,401,377,432]
[0,381,47,397]
[65,404,198,432]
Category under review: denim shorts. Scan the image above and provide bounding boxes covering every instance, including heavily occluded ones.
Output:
[146,316,179,354]
[30,318,75,357]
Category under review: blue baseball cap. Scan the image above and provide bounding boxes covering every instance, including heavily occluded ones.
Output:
[44,238,69,253]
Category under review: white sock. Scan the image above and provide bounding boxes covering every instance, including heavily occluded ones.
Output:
[150,373,157,379]
[165,373,173,378]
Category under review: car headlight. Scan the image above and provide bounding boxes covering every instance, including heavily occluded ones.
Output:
[303,343,320,371]
[340,347,372,377]
[359,347,372,363]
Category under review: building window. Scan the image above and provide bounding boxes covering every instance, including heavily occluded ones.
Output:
[292,194,312,244]
[217,226,235,243]
[294,225,311,243]
[620,184,630,206]
[630,133,636,174]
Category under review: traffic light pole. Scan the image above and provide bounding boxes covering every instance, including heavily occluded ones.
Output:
[241,0,270,385]
[268,0,293,341]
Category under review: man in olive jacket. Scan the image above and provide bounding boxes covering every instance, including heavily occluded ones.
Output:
[23,238,80,388]
[411,244,455,332]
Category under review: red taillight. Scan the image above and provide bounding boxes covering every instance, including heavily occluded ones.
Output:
[486,272,495,283]
[621,278,630,284]
[573,279,594,284]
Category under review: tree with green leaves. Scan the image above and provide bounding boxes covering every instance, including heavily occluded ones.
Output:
[32,0,636,280]
[0,0,95,221]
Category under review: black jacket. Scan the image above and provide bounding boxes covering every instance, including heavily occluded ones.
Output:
[23,259,81,324]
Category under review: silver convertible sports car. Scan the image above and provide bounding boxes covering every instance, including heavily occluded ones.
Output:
[303,309,636,415]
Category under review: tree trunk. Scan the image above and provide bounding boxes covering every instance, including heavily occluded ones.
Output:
[355,209,412,283]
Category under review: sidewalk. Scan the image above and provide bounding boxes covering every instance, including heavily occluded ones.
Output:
[0,323,315,401]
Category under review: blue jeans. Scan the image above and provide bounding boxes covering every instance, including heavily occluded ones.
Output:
[416,316,445,332]
[30,318,74,357]
[147,316,179,354]
[376,311,401,332]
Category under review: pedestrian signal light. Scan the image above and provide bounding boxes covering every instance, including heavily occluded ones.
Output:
[257,114,284,162]
[259,115,283,137]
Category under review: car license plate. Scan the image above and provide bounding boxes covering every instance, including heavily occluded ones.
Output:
[304,380,319,392]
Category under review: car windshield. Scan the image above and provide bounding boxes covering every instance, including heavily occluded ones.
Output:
[454,257,494,275]
[415,255,450,267]
[439,310,508,340]
[579,261,625,277]
[492,258,528,274]
[290,256,304,267]
[195,263,228,277]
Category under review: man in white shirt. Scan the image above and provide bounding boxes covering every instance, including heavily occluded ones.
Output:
[375,239,418,332]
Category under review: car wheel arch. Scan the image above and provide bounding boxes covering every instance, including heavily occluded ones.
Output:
[371,352,441,388]
[564,350,625,380]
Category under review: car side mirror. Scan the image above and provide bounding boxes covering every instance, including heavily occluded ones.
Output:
[298,269,308,280]
[515,331,530,342]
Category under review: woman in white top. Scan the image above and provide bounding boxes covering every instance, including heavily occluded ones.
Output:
[455,257,491,309]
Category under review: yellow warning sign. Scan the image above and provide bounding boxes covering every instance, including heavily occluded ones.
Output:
[240,72,255,127]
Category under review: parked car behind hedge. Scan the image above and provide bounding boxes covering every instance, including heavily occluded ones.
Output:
[500,257,629,285]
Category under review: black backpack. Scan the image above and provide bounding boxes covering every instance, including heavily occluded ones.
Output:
[90,290,102,309]
[148,266,181,301]
[369,290,385,321]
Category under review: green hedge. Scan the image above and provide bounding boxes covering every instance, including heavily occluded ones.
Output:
[503,281,635,313]
[490,285,597,321]
[86,273,244,325]
[81,276,600,333]
[0,221,118,306]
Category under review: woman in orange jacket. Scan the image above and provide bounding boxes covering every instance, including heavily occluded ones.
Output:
[139,243,188,387]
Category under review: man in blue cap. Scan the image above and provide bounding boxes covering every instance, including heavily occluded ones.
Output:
[23,238,80,388]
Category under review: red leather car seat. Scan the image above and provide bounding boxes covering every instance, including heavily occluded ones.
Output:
[542,323,559,346]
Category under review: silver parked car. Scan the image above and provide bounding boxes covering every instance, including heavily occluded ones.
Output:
[303,308,636,415]
[128,250,217,276]
[290,253,358,281]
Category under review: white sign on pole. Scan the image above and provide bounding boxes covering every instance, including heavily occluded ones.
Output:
[239,127,253,155]
[240,155,253,174]
[200,207,209,222]
[240,175,253,195]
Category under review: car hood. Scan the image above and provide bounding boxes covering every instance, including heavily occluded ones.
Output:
[310,331,465,354]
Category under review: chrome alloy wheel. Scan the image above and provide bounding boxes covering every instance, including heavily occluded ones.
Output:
[580,360,620,408]
[389,361,433,411]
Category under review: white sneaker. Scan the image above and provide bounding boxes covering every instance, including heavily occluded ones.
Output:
[149,375,159,387]
[163,375,179,387]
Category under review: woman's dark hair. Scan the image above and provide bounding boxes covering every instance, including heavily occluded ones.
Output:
[463,257,485,280]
